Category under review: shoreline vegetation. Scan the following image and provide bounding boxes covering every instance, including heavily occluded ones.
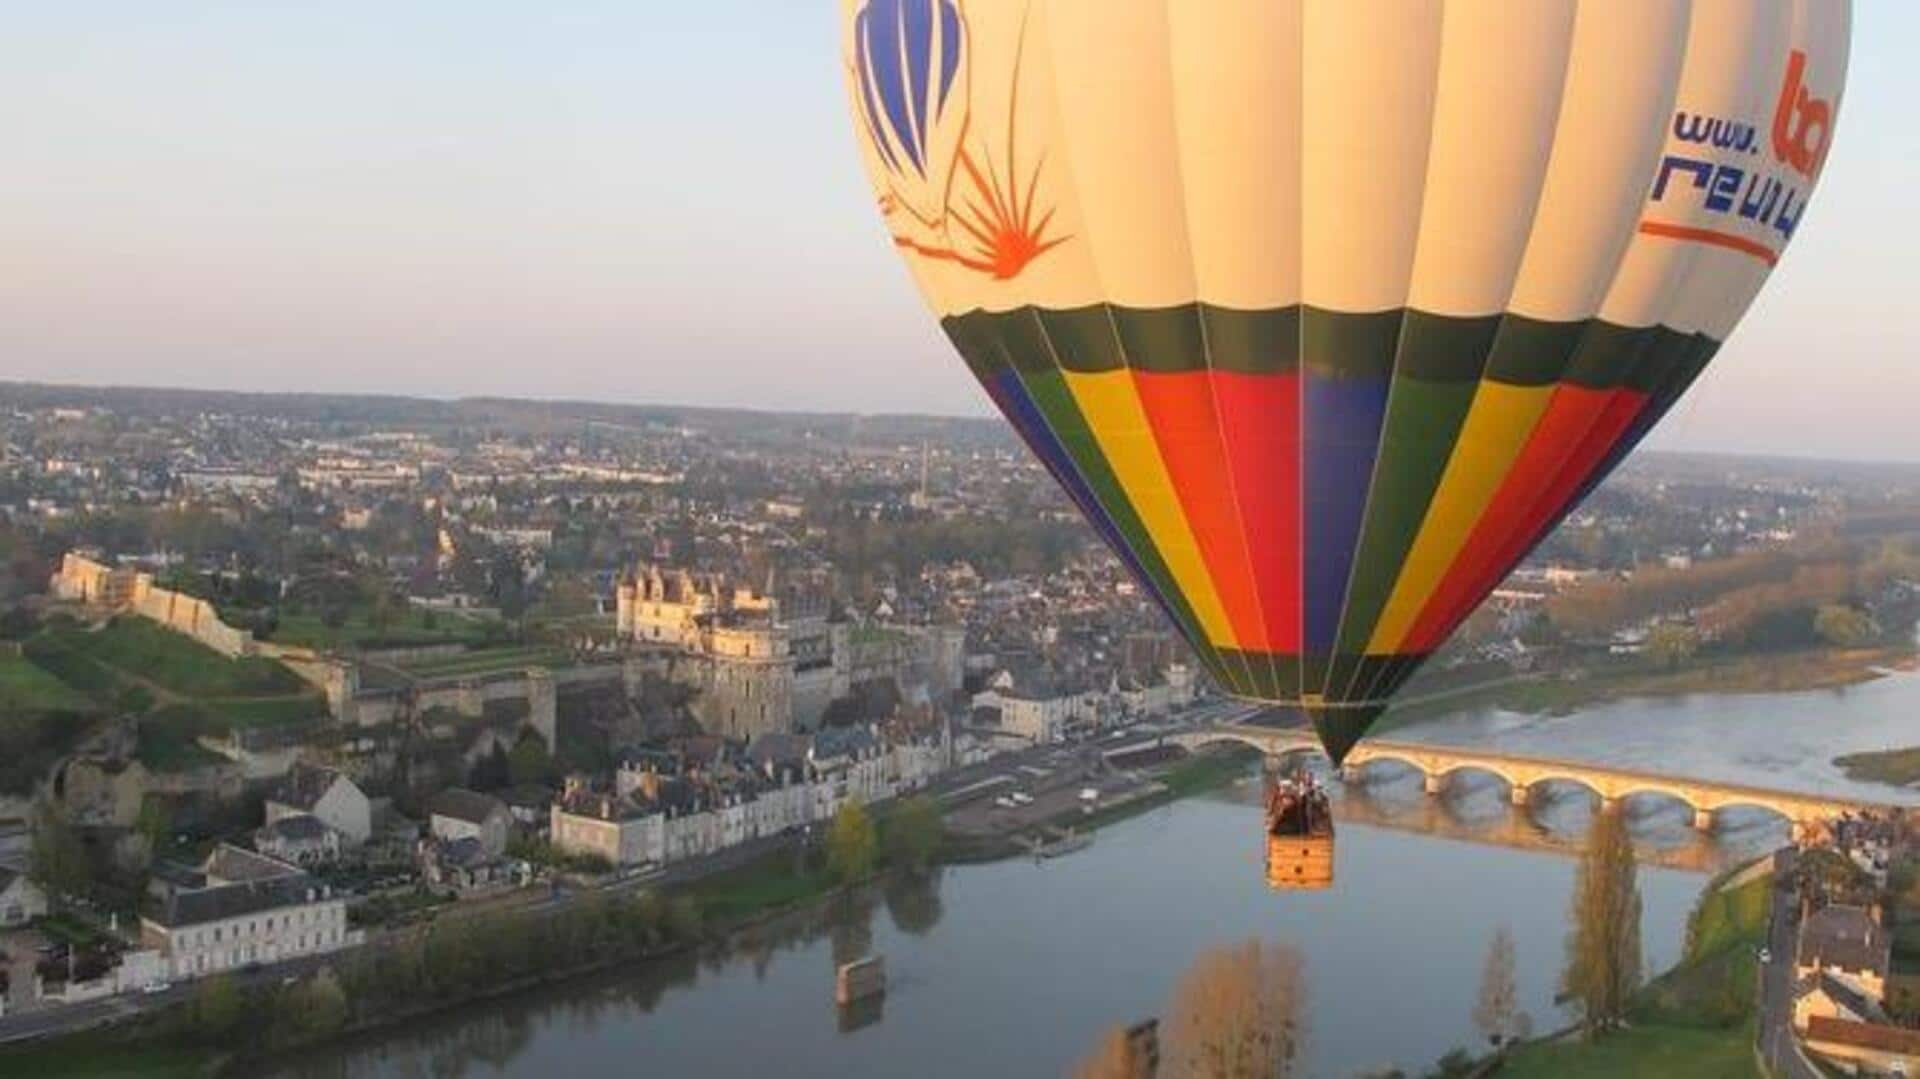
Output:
[1379,639,1916,734]
[1835,746,1920,789]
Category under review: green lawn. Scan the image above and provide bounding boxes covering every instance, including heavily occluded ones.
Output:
[0,651,94,711]
[685,855,838,924]
[269,609,499,652]
[1503,1021,1758,1078]
[0,1046,221,1079]
[399,646,570,679]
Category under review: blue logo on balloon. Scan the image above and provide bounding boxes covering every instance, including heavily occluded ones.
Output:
[854,0,964,179]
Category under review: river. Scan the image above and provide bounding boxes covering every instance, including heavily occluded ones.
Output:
[269,668,1920,1079]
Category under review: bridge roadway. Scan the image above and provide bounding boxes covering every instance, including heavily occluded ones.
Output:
[1174,725,1897,840]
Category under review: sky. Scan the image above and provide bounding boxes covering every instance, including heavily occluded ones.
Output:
[4,3,1916,460]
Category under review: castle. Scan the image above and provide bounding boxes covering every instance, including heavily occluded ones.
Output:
[615,564,848,739]
[614,564,963,741]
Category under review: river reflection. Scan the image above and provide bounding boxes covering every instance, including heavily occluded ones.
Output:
[270,781,1741,1079]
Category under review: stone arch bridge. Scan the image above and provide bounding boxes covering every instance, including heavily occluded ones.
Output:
[1171,726,1896,841]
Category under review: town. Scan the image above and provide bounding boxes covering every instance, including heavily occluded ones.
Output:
[2,385,1920,1075]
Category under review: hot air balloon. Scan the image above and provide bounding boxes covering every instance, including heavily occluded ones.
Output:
[842,0,1850,763]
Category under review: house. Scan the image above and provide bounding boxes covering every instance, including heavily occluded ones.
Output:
[1803,1015,1920,1076]
[426,788,512,858]
[499,784,554,831]
[1793,971,1888,1032]
[971,666,1099,745]
[266,764,371,846]
[550,784,660,868]
[253,813,343,867]
[0,867,48,927]
[419,836,526,896]
[1795,904,1891,1008]
[140,845,355,980]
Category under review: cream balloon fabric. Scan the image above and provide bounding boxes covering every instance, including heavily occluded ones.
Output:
[842,0,1850,760]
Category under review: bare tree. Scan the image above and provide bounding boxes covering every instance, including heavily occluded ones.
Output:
[1162,938,1306,1078]
[1075,1024,1152,1079]
[1472,925,1518,1049]
[1562,806,1642,1034]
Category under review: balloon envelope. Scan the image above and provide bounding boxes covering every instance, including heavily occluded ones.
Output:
[842,0,1850,762]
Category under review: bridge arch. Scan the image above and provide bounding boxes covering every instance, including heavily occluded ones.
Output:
[1689,798,1799,829]
[1430,762,1521,791]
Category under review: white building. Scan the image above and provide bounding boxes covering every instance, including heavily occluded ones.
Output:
[427,788,512,858]
[140,846,356,980]
[972,669,1100,745]
[266,764,371,846]
[550,724,950,870]
[252,814,343,867]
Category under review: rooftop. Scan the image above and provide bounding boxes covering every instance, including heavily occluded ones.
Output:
[268,763,350,813]
[428,788,508,826]
[1798,904,1891,978]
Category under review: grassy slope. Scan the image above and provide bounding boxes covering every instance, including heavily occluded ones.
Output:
[81,618,304,697]
[20,619,326,773]
[0,651,94,711]
[1507,872,1772,1078]
[0,651,98,795]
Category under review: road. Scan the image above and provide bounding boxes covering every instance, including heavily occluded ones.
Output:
[1757,847,1819,1079]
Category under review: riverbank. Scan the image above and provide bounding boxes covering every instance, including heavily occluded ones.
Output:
[1834,746,1920,789]
[1503,861,1773,1077]
[1381,642,1916,733]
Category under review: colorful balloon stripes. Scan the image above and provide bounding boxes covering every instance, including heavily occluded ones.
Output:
[945,304,1715,760]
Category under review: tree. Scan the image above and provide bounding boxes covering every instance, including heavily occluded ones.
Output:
[136,795,174,853]
[472,740,512,790]
[1562,806,1642,1034]
[277,969,349,1044]
[1814,604,1875,647]
[1161,938,1305,1079]
[1643,623,1699,669]
[826,800,878,885]
[193,973,244,1041]
[508,734,553,787]
[1076,1024,1153,1079]
[1473,926,1519,1050]
[29,800,90,906]
[884,795,943,874]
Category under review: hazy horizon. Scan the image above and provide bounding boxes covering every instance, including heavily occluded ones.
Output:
[8,3,1917,461]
